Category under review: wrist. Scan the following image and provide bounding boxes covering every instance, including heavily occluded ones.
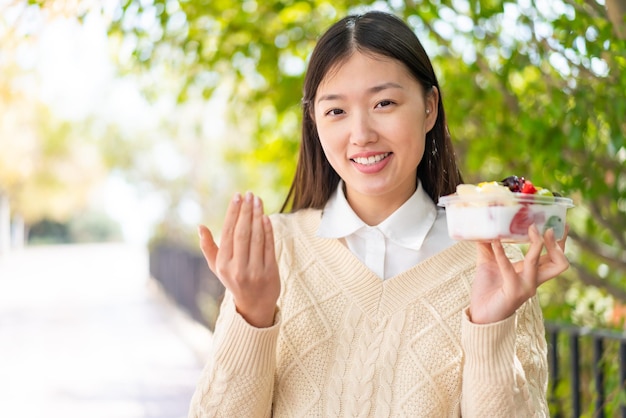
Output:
[235,303,277,328]
[467,306,514,324]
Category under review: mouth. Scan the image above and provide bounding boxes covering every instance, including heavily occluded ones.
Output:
[351,152,392,166]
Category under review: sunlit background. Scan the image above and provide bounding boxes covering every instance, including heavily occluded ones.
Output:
[1,0,238,247]
[1,0,626,416]
[1,1,231,417]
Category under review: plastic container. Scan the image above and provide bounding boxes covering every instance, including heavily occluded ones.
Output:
[437,193,574,242]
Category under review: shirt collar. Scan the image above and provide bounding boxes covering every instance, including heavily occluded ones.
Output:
[317,181,364,238]
[317,180,438,251]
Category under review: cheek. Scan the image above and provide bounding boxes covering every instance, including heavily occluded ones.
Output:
[413,139,428,169]
[396,124,427,166]
[316,122,341,153]
[318,135,340,165]
[388,121,425,150]
[317,134,347,175]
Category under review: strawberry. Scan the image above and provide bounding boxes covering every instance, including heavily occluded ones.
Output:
[510,206,545,235]
[510,206,534,235]
[521,180,537,194]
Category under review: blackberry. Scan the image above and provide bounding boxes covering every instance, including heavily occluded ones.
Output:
[500,175,524,192]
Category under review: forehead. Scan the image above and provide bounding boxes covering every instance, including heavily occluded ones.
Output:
[317,51,416,93]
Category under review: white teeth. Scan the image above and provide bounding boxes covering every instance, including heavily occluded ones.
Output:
[352,153,390,165]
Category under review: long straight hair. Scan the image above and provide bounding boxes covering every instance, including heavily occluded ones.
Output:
[281,11,463,212]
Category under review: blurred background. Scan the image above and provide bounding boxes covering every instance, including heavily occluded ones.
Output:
[0,0,625,416]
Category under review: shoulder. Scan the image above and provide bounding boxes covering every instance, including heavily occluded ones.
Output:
[436,241,476,271]
[268,209,324,273]
[448,242,524,275]
[269,209,323,240]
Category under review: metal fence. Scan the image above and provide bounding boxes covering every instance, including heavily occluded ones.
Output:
[149,243,224,330]
[149,244,626,416]
[545,322,626,417]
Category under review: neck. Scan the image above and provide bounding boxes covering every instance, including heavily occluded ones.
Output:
[347,191,413,226]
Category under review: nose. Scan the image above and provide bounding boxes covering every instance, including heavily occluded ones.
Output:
[350,111,377,146]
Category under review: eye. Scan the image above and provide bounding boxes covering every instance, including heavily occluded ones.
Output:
[375,100,395,108]
[325,108,345,116]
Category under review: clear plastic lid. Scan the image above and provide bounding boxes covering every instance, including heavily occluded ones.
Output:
[437,193,574,208]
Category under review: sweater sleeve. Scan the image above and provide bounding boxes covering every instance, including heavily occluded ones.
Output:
[460,295,549,417]
[187,291,281,418]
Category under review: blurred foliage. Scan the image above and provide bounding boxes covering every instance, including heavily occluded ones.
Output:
[0,1,143,235]
[3,0,625,327]
[108,0,626,323]
[0,43,99,223]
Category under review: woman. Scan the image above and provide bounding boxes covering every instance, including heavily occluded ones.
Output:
[190,11,568,417]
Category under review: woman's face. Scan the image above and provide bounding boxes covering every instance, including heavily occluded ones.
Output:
[314,51,438,219]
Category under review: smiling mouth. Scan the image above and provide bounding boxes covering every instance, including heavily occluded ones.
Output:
[351,152,391,165]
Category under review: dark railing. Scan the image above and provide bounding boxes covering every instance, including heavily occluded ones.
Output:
[149,244,626,416]
[545,322,626,418]
[149,243,224,331]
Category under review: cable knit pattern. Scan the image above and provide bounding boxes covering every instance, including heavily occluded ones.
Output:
[373,312,404,417]
[326,305,359,417]
[188,209,550,417]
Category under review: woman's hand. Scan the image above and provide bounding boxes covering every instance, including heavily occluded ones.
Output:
[198,191,280,328]
[469,224,569,324]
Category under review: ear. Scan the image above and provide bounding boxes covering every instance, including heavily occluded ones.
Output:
[424,86,439,133]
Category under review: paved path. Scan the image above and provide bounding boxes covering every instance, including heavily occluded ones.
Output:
[0,243,212,418]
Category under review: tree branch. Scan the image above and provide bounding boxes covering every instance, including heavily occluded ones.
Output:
[589,199,626,248]
[570,261,626,302]
[606,0,626,39]
[562,0,606,20]
[568,230,626,272]
[561,148,625,174]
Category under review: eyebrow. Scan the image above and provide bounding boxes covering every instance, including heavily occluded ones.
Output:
[316,82,404,104]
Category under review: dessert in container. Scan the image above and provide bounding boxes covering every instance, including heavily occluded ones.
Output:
[438,185,574,243]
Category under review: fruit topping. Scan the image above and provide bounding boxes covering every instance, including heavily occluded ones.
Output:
[500,175,554,196]
[455,175,559,199]
[521,180,537,194]
[510,206,545,235]
[500,175,524,192]
[476,181,512,195]
[535,188,554,198]
[544,215,565,236]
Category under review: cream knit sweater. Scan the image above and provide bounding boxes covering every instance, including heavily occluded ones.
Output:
[189,209,549,417]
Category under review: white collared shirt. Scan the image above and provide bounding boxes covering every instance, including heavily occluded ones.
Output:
[317,181,457,279]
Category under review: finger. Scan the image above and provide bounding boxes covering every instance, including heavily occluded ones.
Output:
[491,240,518,279]
[533,225,565,268]
[475,241,495,264]
[233,191,254,262]
[263,214,277,267]
[516,224,543,285]
[543,227,557,251]
[524,224,544,264]
[510,225,544,275]
[536,227,570,285]
[556,223,569,252]
[249,195,266,265]
[198,225,219,274]
[219,192,244,261]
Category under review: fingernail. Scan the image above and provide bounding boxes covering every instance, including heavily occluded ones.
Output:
[197,226,204,238]
[245,191,253,202]
[254,195,261,208]
[233,192,242,203]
